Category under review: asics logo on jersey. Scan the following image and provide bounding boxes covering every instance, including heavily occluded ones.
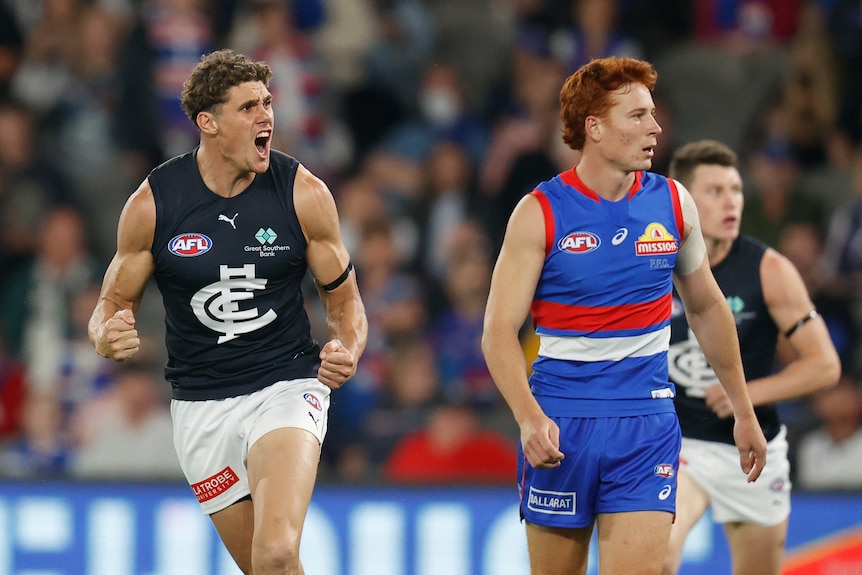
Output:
[611,228,628,245]
[218,213,238,229]
[658,485,672,501]
[190,264,277,343]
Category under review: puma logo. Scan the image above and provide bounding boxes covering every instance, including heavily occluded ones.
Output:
[218,213,238,229]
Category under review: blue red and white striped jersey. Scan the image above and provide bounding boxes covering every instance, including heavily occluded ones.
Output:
[528,168,684,417]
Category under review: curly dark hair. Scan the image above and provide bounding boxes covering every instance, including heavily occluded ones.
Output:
[180,49,273,123]
[560,57,658,151]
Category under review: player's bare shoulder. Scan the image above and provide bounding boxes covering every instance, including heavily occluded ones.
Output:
[760,246,811,306]
[293,163,339,240]
[118,179,156,252]
[505,192,546,246]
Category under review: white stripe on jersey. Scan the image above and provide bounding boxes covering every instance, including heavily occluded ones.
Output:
[538,326,671,362]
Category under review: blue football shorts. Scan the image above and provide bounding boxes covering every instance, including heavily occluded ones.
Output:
[518,412,681,528]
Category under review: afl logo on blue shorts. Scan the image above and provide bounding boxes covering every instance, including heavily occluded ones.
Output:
[168,233,212,257]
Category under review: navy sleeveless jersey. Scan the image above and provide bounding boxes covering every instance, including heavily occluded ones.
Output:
[668,235,781,443]
[528,168,684,418]
[149,149,320,400]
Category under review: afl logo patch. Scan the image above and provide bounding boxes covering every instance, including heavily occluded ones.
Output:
[168,233,212,257]
[654,463,675,478]
[558,231,600,254]
[304,393,322,411]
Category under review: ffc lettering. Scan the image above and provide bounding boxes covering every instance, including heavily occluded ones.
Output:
[191,264,277,343]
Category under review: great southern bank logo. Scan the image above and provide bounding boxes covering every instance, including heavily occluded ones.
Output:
[245,227,290,258]
[168,233,212,257]
[255,227,277,244]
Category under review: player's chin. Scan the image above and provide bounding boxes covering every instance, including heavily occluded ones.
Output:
[251,156,270,173]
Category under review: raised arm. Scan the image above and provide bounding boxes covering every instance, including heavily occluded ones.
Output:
[482,194,564,469]
[294,164,367,389]
[88,180,156,361]
[673,181,767,481]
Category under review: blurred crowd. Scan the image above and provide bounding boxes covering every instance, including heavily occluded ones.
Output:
[0,0,861,489]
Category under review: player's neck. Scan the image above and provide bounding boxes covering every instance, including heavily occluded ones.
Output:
[195,145,255,198]
[574,159,635,202]
[706,237,733,267]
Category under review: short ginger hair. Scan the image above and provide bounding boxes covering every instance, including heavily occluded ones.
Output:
[560,57,658,151]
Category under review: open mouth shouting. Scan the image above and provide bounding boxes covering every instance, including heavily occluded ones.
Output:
[255,130,271,157]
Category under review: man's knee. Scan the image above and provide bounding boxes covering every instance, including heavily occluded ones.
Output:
[253,528,303,574]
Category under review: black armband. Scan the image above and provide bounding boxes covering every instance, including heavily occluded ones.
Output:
[784,309,819,339]
[319,262,353,291]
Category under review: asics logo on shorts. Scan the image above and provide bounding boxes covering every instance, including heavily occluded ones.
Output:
[658,485,673,501]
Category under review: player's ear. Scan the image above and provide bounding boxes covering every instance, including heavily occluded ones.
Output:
[197,111,217,134]
[585,115,601,143]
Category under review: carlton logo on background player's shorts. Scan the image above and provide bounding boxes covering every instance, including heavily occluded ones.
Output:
[190,466,239,503]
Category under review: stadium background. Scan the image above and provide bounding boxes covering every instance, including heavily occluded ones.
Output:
[0,0,860,572]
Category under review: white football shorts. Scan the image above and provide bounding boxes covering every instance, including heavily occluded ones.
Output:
[171,378,330,515]
[679,425,791,526]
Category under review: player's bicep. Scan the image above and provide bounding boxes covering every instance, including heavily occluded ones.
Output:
[100,182,156,310]
[485,196,546,331]
[294,164,353,289]
[761,249,831,355]
[674,181,706,276]
[673,257,724,317]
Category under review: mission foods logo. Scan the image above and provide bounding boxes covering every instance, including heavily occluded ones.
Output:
[635,223,678,256]
[558,231,600,254]
[168,233,212,257]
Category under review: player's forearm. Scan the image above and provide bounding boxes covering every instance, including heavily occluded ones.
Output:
[747,354,841,406]
[325,296,368,360]
[482,325,543,424]
[688,304,756,417]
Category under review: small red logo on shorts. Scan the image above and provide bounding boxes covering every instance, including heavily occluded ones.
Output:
[654,463,675,478]
[190,466,239,503]
[304,393,322,411]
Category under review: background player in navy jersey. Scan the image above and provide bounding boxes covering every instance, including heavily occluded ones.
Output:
[88,49,367,575]
[482,56,767,575]
[662,140,840,575]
